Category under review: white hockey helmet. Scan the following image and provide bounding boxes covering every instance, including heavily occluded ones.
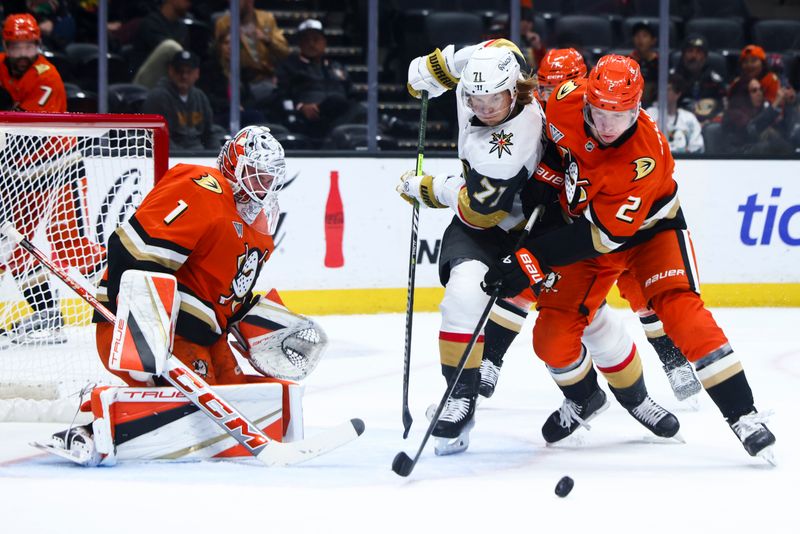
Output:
[218,126,286,234]
[460,45,521,124]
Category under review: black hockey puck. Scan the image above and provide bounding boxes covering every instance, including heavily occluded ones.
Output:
[555,476,574,497]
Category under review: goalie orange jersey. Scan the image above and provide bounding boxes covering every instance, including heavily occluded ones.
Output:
[0,53,66,112]
[97,163,275,346]
[545,78,681,253]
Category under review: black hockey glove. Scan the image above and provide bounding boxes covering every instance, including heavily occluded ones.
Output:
[482,251,541,298]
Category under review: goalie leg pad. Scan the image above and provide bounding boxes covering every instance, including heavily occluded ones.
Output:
[109,270,180,377]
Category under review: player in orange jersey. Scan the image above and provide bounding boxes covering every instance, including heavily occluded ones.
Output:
[0,13,66,112]
[485,55,775,461]
[92,125,324,387]
[0,14,95,347]
[536,48,702,403]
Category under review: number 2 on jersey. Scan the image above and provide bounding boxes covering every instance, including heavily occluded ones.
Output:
[164,199,189,225]
[615,196,641,223]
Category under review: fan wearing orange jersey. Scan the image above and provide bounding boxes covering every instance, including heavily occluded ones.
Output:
[485,55,775,461]
[94,126,304,387]
[535,48,701,403]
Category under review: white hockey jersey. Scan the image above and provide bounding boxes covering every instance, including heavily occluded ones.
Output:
[645,105,705,154]
[454,84,547,231]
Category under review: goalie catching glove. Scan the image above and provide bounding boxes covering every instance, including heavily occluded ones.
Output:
[482,248,547,298]
[228,296,328,381]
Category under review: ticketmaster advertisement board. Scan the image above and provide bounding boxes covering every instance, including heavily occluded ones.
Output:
[175,157,800,311]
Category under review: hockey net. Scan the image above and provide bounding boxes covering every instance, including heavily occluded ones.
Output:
[0,112,168,421]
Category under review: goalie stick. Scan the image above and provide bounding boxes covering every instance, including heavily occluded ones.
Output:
[392,205,544,477]
[1,222,365,467]
[402,90,429,439]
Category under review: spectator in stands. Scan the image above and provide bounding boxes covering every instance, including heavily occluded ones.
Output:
[646,73,704,154]
[629,21,659,108]
[198,30,267,127]
[671,34,726,124]
[26,0,75,51]
[142,50,217,151]
[276,19,365,138]
[728,45,782,107]
[214,0,289,108]
[132,0,192,88]
[722,77,795,155]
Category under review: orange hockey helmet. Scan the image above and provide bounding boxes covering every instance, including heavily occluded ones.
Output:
[536,48,587,105]
[3,13,41,42]
[585,54,643,111]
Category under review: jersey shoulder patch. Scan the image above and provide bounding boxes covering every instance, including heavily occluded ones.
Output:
[193,174,223,194]
[34,63,50,75]
[555,79,580,101]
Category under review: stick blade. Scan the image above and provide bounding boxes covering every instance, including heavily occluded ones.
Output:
[391,451,415,477]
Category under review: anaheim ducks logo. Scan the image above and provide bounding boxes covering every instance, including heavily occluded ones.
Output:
[193,174,223,194]
[219,243,269,310]
[555,79,579,100]
[632,157,656,181]
[564,154,590,212]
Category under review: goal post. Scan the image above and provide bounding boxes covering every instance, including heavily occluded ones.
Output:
[0,112,169,421]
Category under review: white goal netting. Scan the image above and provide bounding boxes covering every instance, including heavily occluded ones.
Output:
[0,114,167,421]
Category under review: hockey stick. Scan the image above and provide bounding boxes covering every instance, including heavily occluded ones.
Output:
[392,205,544,477]
[1,222,365,467]
[402,90,429,439]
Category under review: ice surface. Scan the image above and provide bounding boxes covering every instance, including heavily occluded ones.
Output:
[1,308,797,533]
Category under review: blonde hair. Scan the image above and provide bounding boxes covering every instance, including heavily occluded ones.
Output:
[516,76,537,106]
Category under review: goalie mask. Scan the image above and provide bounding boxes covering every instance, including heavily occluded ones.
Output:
[217,126,286,235]
[229,297,328,381]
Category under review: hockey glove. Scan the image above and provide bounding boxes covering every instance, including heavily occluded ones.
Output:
[482,248,546,298]
[407,45,458,99]
[397,170,447,208]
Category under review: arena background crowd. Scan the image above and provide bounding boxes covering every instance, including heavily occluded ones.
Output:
[2,0,799,156]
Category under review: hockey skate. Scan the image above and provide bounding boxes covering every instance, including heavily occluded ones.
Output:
[432,385,477,456]
[650,336,702,403]
[626,396,682,439]
[1,309,67,346]
[542,389,609,444]
[729,410,776,465]
[478,358,502,399]
[32,425,103,467]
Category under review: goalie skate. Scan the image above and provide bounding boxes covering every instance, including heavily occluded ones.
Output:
[32,425,103,467]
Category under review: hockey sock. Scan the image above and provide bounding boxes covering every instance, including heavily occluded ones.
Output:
[639,313,687,369]
[551,363,601,403]
[483,299,528,365]
[442,365,480,397]
[608,374,648,410]
[695,348,755,421]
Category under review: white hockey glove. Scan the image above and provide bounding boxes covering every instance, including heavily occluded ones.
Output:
[228,296,328,381]
[407,45,458,99]
[397,170,446,208]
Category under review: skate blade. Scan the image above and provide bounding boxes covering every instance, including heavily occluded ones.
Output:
[30,441,98,466]
[434,434,469,456]
[679,394,701,411]
[757,445,777,466]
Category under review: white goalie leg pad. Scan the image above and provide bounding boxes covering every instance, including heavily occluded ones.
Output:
[440,260,491,334]
[109,270,180,378]
[86,382,304,462]
[581,304,635,368]
[231,297,328,381]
